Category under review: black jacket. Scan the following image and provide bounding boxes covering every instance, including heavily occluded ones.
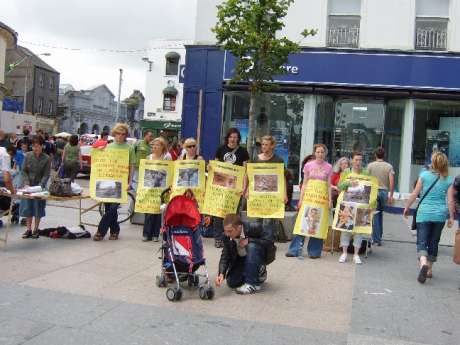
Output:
[218,220,275,278]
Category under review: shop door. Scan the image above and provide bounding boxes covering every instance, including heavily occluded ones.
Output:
[332,100,385,164]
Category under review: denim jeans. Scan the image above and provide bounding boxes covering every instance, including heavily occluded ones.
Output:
[226,242,265,287]
[143,214,161,239]
[287,235,323,257]
[98,203,120,237]
[416,221,445,262]
[372,189,388,244]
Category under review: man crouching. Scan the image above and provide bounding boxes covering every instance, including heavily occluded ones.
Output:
[215,214,276,295]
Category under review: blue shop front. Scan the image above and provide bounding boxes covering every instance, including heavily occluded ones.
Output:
[181,46,460,193]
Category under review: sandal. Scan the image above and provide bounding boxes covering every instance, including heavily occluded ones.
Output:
[418,265,429,284]
[109,233,119,240]
[93,232,103,241]
[22,230,32,239]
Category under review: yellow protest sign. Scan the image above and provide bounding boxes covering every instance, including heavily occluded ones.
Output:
[247,163,285,219]
[90,148,129,203]
[293,180,329,239]
[171,160,206,209]
[203,160,245,218]
[332,173,379,235]
[135,160,173,214]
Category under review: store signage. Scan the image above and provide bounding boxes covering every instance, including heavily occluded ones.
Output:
[179,65,186,83]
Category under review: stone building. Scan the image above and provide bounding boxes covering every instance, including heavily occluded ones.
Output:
[0,22,17,111]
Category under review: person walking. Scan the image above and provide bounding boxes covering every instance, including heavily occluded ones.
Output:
[142,137,172,242]
[403,152,453,283]
[93,123,135,241]
[62,135,82,182]
[367,147,395,246]
[286,144,332,258]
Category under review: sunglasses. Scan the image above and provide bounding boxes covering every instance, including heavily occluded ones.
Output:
[186,145,196,148]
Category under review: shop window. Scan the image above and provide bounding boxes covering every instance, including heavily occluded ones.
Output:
[165,52,180,76]
[327,0,361,48]
[163,94,176,111]
[415,0,449,51]
[222,91,304,183]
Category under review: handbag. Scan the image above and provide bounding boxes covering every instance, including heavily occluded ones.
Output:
[411,176,440,230]
[49,167,72,197]
[453,230,460,265]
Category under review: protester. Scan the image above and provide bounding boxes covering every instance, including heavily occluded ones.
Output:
[367,147,395,246]
[132,130,153,191]
[404,152,453,283]
[92,132,109,149]
[62,135,82,182]
[142,136,172,242]
[93,123,135,241]
[0,130,7,148]
[337,151,369,264]
[213,128,250,248]
[180,138,203,160]
[331,157,350,207]
[20,136,51,239]
[215,214,274,294]
[169,140,181,160]
[286,144,332,258]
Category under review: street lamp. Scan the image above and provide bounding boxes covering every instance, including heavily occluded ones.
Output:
[142,57,153,72]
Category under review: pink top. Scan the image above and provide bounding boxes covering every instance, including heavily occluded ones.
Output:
[303,160,332,182]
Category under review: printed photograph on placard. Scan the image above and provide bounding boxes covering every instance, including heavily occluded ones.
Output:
[96,180,122,199]
[177,168,199,187]
[343,184,371,204]
[254,174,278,193]
[335,203,356,231]
[355,208,372,227]
[144,169,167,189]
[212,171,237,189]
[300,206,322,236]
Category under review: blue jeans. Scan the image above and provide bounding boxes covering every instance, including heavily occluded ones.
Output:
[143,214,161,239]
[287,235,323,257]
[416,221,445,262]
[226,242,265,287]
[372,189,388,244]
[98,203,120,237]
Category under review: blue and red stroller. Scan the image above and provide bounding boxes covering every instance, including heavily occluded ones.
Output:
[155,191,214,302]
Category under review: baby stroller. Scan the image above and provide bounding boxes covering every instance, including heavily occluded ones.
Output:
[155,190,214,302]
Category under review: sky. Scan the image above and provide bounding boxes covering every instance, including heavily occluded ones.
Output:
[1,0,198,99]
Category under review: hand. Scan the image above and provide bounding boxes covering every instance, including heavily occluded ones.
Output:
[215,274,224,287]
[244,190,249,199]
[284,195,288,204]
[403,207,410,219]
[239,238,248,248]
[296,201,301,211]
[387,195,394,205]
[448,217,455,228]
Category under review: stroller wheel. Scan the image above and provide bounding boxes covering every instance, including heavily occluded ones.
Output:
[155,275,167,288]
[166,287,182,302]
[198,286,206,300]
[206,287,215,300]
[199,286,214,300]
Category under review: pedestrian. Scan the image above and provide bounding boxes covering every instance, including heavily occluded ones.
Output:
[367,147,395,246]
[93,123,135,241]
[132,130,153,191]
[286,144,332,258]
[404,152,453,283]
[62,135,82,182]
[20,135,51,239]
[180,138,203,160]
[142,136,172,242]
[169,140,181,160]
[17,128,31,151]
[331,157,350,208]
[54,136,67,171]
[337,151,369,264]
[92,131,109,149]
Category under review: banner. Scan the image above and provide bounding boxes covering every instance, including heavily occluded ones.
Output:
[332,173,379,235]
[135,160,173,214]
[247,163,285,219]
[203,160,245,218]
[293,180,329,239]
[90,148,129,203]
[170,160,206,209]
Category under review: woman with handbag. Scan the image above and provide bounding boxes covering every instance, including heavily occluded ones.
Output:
[403,152,454,284]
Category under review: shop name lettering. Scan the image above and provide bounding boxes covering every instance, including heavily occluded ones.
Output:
[280,65,299,75]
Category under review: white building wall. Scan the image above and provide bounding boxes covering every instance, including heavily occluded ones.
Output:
[450,0,460,51]
[144,40,188,122]
[0,37,6,85]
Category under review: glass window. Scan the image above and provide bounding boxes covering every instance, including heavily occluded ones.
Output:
[48,100,54,114]
[416,0,449,17]
[37,97,44,114]
[415,18,448,51]
[165,52,180,76]
[222,91,304,182]
[49,77,55,90]
[163,95,176,111]
[329,0,361,15]
[38,74,44,88]
[383,100,404,190]
[327,0,361,48]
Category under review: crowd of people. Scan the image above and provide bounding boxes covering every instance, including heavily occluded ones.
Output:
[1,124,458,295]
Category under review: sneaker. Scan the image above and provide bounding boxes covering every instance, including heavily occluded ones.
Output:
[31,231,40,239]
[109,233,119,240]
[235,283,261,295]
[152,237,159,242]
[258,265,267,284]
[339,253,347,263]
[353,255,362,265]
[285,252,296,257]
[214,240,224,248]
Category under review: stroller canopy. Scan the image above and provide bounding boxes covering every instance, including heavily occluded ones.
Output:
[164,194,201,229]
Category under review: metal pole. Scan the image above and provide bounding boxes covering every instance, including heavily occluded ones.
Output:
[196,89,203,154]
[23,69,28,113]
[115,68,123,123]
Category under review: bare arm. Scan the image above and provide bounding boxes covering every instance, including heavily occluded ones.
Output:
[403,178,423,218]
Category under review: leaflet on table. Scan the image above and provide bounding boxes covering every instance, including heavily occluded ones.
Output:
[332,173,378,235]
[293,179,329,239]
[203,160,245,218]
[170,160,206,209]
[89,148,129,203]
[247,163,285,219]
[135,160,174,214]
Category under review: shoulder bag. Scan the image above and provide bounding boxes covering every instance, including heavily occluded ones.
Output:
[411,175,440,230]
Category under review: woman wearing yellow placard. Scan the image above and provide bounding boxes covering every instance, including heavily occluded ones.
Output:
[142,137,172,242]
[286,144,332,258]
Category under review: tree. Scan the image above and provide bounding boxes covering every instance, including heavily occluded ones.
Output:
[213,0,316,156]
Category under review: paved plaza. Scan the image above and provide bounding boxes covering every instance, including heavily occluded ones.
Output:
[0,179,459,345]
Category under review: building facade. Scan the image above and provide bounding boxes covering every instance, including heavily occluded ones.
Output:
[182,0,460,193]
[5,46,60,117]
[58,84,127,135]
[0,22,17,111]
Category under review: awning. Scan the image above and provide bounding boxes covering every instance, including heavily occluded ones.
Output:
[163,86,178,96]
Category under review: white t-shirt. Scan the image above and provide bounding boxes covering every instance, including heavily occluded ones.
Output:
[0,147,12,173]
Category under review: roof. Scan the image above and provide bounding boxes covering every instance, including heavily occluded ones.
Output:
[85,84,115,98]
[0,21,17,47]
[16,46,59,74]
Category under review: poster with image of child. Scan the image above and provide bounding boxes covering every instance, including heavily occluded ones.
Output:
[171,160,206,209]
